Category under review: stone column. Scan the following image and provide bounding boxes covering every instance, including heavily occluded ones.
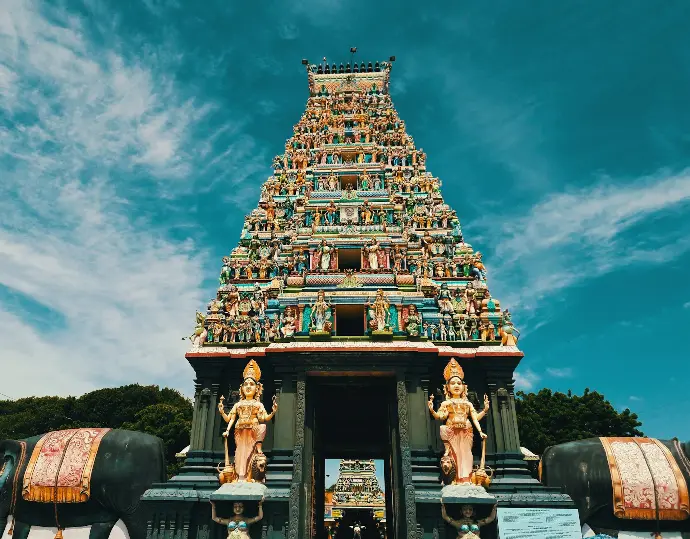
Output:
[189,383,211,451]
[396,373,418,539]
[287,374,306,539]
[203,382,220,451]
[486,371,532,480]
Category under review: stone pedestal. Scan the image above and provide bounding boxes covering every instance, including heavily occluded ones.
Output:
[440,484,496,506]
[211,482,268,502]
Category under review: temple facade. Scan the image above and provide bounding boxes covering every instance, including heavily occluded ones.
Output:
[141,58,572,539]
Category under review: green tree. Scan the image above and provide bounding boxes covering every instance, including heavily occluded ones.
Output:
[121,403,193,477]
[516,388,644,455]
[0,384,193,477]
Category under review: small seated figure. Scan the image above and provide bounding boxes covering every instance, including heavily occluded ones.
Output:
[441,503,496,538]
[211,499,264,539]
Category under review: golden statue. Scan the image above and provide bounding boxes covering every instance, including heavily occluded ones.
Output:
[218,360,278,482]
[428,358,490,484]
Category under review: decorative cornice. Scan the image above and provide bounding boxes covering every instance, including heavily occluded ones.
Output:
[186,341,523,359]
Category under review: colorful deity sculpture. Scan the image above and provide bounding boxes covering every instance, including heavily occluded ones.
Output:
[280,306,297,338]
[441,503,496,539]
[310,289,333,333]
[313,239,334,271]
[428,359,490,484]
[367,289,391,332]
[211,499,264,539]
[218,360,278,483]
[405,304,422,337]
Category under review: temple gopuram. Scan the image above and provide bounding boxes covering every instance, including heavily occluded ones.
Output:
[141,58,574,539]
[325,460,386,539]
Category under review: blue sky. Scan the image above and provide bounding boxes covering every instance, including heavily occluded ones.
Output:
[1,0,689,441]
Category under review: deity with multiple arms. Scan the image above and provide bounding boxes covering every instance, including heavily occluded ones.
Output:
[428,358,490,484]
[211,499,264,539]
[218,360,278,482]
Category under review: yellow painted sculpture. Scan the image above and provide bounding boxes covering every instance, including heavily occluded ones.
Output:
[428,358,490,485]
[218,360,278,483]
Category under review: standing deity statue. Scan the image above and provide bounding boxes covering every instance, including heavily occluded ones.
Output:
[314,239,334,271]
[218,360,278,483]
[428,359,490,484]
[365,238,381,270]
[367,289,390,332]
[309,289,333,333]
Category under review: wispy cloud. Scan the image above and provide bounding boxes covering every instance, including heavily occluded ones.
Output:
[546,367,572,378]
[514,369,541,391]
[0,0,248,397]
[472,170,690,316]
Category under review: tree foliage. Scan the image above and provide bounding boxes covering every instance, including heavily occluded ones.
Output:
[0,384,193,477]
[516,388,644,455]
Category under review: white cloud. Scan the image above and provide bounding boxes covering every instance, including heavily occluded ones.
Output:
[514,369,541,391]
[546,367,572,378]
[0,0,241,398]
[472,170,690,317]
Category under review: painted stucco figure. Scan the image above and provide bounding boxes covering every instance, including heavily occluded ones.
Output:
[428,358,489,484]
[218,360,278,482]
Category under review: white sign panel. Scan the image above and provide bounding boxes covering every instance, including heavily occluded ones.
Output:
[497,507,582,539]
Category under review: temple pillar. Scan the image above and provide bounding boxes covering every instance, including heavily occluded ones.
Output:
[396,373,418,539]
[287,374,306,539]
[485,369,533,482]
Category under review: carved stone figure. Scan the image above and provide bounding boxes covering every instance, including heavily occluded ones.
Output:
[218,360,278,482]
[310,289,333,333]
[428,359,489,484]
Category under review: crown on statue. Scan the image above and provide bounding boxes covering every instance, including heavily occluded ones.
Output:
[443,358,464,382]
[243,359,262,382]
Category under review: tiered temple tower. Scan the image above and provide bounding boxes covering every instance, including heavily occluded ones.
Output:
[141,58,572,539]
[325,459,386,538]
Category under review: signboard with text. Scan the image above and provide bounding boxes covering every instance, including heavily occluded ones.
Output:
[497,507,582,539]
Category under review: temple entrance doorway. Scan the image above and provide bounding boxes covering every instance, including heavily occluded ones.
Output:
[305,376,398,539]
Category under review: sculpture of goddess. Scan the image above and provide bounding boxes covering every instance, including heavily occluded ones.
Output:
[404,304,422,337]
[365,238,381,270]
[317,239,333,271]
[326,200,338,225]
[218,360,278,482]
[428,359,490,484]
[437,283,455,315]
[280,307,297,338]
[224,285,240,318]
[211,500,263,539]
[367,289,390,331]
[220,256,233,285]
[310,289,333,333]
[441,503,496,539]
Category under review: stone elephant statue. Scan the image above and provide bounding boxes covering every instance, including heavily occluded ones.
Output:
[540,437,690,534]
[0,429,167,539]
